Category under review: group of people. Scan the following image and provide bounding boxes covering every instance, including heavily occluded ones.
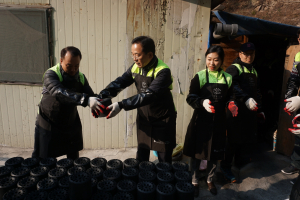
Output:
[31,34,300,197]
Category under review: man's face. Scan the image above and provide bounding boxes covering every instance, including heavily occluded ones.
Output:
[239,50,255,64]
[131,43,153,68]
[60,52,81,76]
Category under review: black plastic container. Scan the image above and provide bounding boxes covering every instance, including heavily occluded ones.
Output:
[174,171,192,183]
[2,188,27,200]
[21,158,40,169]
[106,159,123,171]
[48,188,68,200]
[30,166,50,180]
[67,166,85,176]
[86,167,103,181]
[156,162,172,172]
[24,190,48,200]
[122,168,138,182]
[103,169,121,182]
[97,179,117,195]
[39,158,57,169]
[74,157,90,169]
[136,181,156,200]
[11,167,31,179]
[37,178,58,191]
[175,182,194,200]
[5,157,24,169]
[117,179,136,195]
[123,158,139,169]
[139,171,156,183]
[0,177,19,199]
[0,166,13,179]
[113,192,134,200]
[156,183,175,200]
[157,171,175,184]
[48,167,67,180]
[172,162,189,172]
[91,191,113,200]
[17,176,39,192]
[91,177,97,195]
[56,159,73,169]
[90,158,107,170]
[139,161,155,172]
[58,176,69,189]
[69,172,92,200]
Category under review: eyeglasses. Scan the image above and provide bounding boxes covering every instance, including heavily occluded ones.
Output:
[131,54,142,59]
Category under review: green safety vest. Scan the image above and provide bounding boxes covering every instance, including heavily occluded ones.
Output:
[197,69,232,89]
[294,52,300,69]
[232,63,258,77]
[131,59,173,90]
[43,63,85,85]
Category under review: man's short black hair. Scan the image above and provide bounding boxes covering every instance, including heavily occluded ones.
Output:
[131,36,155,55]
[297,29,300,38]
[61,46,82,60]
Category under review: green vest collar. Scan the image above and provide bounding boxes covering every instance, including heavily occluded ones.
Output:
[46,63,85,85]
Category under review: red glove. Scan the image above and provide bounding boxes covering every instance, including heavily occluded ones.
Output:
[284,107,293,116]
[257,112,265,123]
[228,101,238,117]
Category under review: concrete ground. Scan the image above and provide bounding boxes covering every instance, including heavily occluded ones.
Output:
[0,144,296,200]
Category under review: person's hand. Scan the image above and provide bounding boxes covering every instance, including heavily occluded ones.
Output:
[257,112,265,123]
[289,114,300,135]
[106,102,121,119]
[91,109,106,118]
[284,105,293,116]
[245,98,258,111]
[88,97,101,110]
[289,124,300,135]
[228,101,238,117]
[203,99,215,113]
[285,96,300,113]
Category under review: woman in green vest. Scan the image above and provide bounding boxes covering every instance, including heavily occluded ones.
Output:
[183,46,238,196]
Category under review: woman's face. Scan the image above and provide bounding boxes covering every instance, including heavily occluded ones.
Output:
[206,52,222,71]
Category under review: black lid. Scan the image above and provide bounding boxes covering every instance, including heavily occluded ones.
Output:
[30,166,50,177]
[97,179,117,192]
[56,158,73,169]
[21,158,40,168]
[0,176,18,189]
[5,157,24,168]
[48,167,67,179]
[67,166,86,176]
[17,176,39,189]
[0,166,13,178]
[3,188,27,200]
[24,190,48,200]
[69,172,91,184]
[11,167,30,178]
[37,178,58,191]
[90,158,107,169]
[58,176,69,188]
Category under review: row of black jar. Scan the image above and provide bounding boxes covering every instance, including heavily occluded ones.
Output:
[0,157,194,200]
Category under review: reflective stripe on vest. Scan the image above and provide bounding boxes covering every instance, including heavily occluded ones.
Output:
[232,63,257,77]
[131,59,173,90]
[294,52,300,68]
[197,69,232,89]
[44,63,85,85]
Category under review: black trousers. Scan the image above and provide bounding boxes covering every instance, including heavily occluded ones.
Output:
[191,158,217,183]
[136,147,173,163]
[291,135,300,169]
[32,124,79,160]
[221,141,253,169]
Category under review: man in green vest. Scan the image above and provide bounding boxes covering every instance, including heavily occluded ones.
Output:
[32,46,102,160]
[97,36,176,163]
[282,29,300,185]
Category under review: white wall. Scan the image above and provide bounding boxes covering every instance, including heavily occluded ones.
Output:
[0,0,211,149]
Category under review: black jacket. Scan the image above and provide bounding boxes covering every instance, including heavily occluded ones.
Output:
[225,58,263,112]
[285,63,300,99]
[42,65,94,107]
[99,56,172,111]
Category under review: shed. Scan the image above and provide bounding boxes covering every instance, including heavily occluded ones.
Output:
[0,0,211,150]
[210,10,300,156]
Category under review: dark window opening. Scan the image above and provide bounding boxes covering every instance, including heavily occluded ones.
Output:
[0,7,52,85]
